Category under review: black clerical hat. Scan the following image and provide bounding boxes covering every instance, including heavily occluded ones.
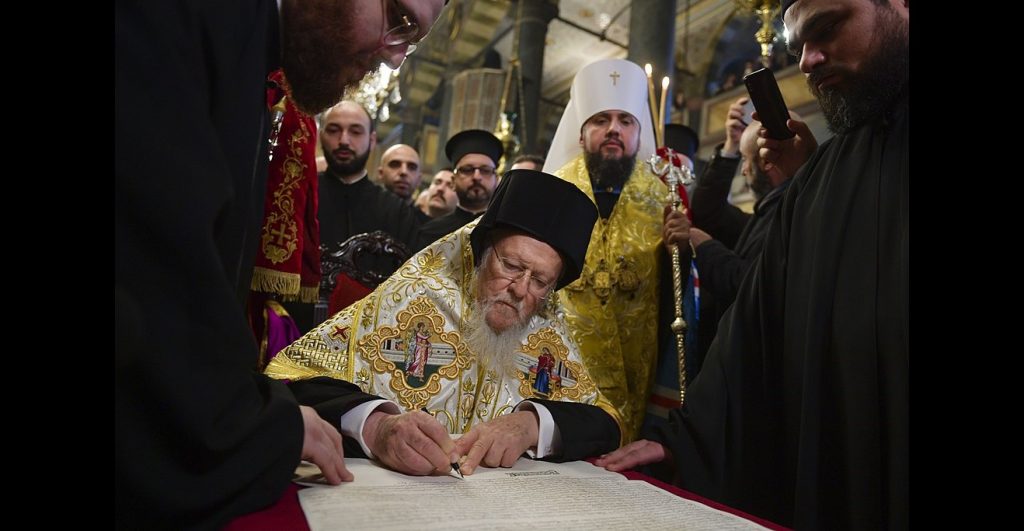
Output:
[664,124,699,161]
[470,170,597,290]
[445,129,504,168]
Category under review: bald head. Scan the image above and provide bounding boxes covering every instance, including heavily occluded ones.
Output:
[741,110,803,196]
[739,120,771,199]
[378,144,422,200]
[742,109,804,162]
[320,101,376,181]
[739,121,762,163]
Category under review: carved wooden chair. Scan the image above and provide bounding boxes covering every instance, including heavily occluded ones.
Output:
[314,231,411,325]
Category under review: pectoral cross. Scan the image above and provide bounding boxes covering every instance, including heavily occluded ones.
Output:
[609,71,620,86]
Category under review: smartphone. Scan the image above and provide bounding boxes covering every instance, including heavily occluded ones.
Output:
[743,67,794,140]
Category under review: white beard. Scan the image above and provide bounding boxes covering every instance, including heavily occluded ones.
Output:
[464,268,531,379]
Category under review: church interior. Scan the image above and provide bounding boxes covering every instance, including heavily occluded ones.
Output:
[116,1,909,527]
[348,0,831,209]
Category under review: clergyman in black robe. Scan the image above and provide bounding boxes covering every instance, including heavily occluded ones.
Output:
[115,0,444,527]
[597,1,909,528]
[414,129,503,251]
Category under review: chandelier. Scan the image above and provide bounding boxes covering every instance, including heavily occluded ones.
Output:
[734,0,782,68]
[343,64,402,122]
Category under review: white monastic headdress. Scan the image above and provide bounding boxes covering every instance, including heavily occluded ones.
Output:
[543,58,657,174]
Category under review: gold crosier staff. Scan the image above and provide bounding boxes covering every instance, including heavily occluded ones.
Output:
[645,66,693,405]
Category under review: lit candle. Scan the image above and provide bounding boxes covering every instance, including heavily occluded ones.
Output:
[644,64,661,146]
[659,76,670,147]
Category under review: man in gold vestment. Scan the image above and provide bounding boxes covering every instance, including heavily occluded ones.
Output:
[543,59,690,441]
[266,170,622,476]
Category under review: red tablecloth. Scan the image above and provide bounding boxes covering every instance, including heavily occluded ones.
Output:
[227,467,787,530]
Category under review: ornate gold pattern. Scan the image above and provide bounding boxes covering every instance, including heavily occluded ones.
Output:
[568,255,642,302]
[355,368,372,393]
[475,370,500,422]
[428,408,456,432]
[377,246,461,311]
[358,297,474,411]
[259,118,312,264]
[264,220,621,438]
[516,327,597,400]
[262,348,348,382]
[360,297,376,329]
[555,154,667,441]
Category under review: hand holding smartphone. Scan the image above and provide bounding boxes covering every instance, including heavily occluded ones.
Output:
[740,99,755,127]
[743,67,795,140]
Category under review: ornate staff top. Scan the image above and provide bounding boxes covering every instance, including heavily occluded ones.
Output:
[648,146,695,193]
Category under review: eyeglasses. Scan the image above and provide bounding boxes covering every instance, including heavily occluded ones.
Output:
[456,165,496,178]
[490,247,555,297]
[380,0,420,48]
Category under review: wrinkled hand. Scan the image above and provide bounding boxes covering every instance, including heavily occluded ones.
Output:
[453,411,539,474]
[662,205,691,250]
[300,405,352,484]
[754,115,817,179]
[689,227,712,248]
[722,97,749,156]
[363,410,457,476]
[593,439,669,472]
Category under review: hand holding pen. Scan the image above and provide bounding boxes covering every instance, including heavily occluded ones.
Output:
[453,410,540,475]
[362,409,462,477]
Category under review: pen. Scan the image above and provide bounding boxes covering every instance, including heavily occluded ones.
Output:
[421,407,464,479]
[451,460,465,479]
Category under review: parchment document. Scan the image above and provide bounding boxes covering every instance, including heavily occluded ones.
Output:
[297,459,767,530]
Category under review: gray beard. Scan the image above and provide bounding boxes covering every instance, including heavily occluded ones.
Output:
[464,268,531,379]
[750,164,773,200]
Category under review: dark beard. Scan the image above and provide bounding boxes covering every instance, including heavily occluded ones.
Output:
[750,164,773,200]
[280,1,378,114]
[808,6,908,135]
[584,151,636,190]
[324,144,372,176]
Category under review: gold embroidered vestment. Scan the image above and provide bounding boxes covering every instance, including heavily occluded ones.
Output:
[555,154,667,441]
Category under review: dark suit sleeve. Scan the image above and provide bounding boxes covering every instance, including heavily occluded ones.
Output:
[694,239,750,308]
[288,376,384,458]
[382,196,425,250]
[412,204,431,224]
[414,216,447,252]
[691,152,749,250]
[527,400,621,461]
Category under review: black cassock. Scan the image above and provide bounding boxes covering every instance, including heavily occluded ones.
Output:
[317,174,423,252]
[414,206,483,252]
[116,0,306,528]
[283,174,423,332]
[652,94,908,530]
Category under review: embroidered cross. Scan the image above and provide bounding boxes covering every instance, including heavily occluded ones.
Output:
[329,325,350,342]
[270,223,290,245]
[609,71,621,86]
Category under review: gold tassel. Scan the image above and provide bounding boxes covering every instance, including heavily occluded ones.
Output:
[250,267,301,296]
[298,285,320,304]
